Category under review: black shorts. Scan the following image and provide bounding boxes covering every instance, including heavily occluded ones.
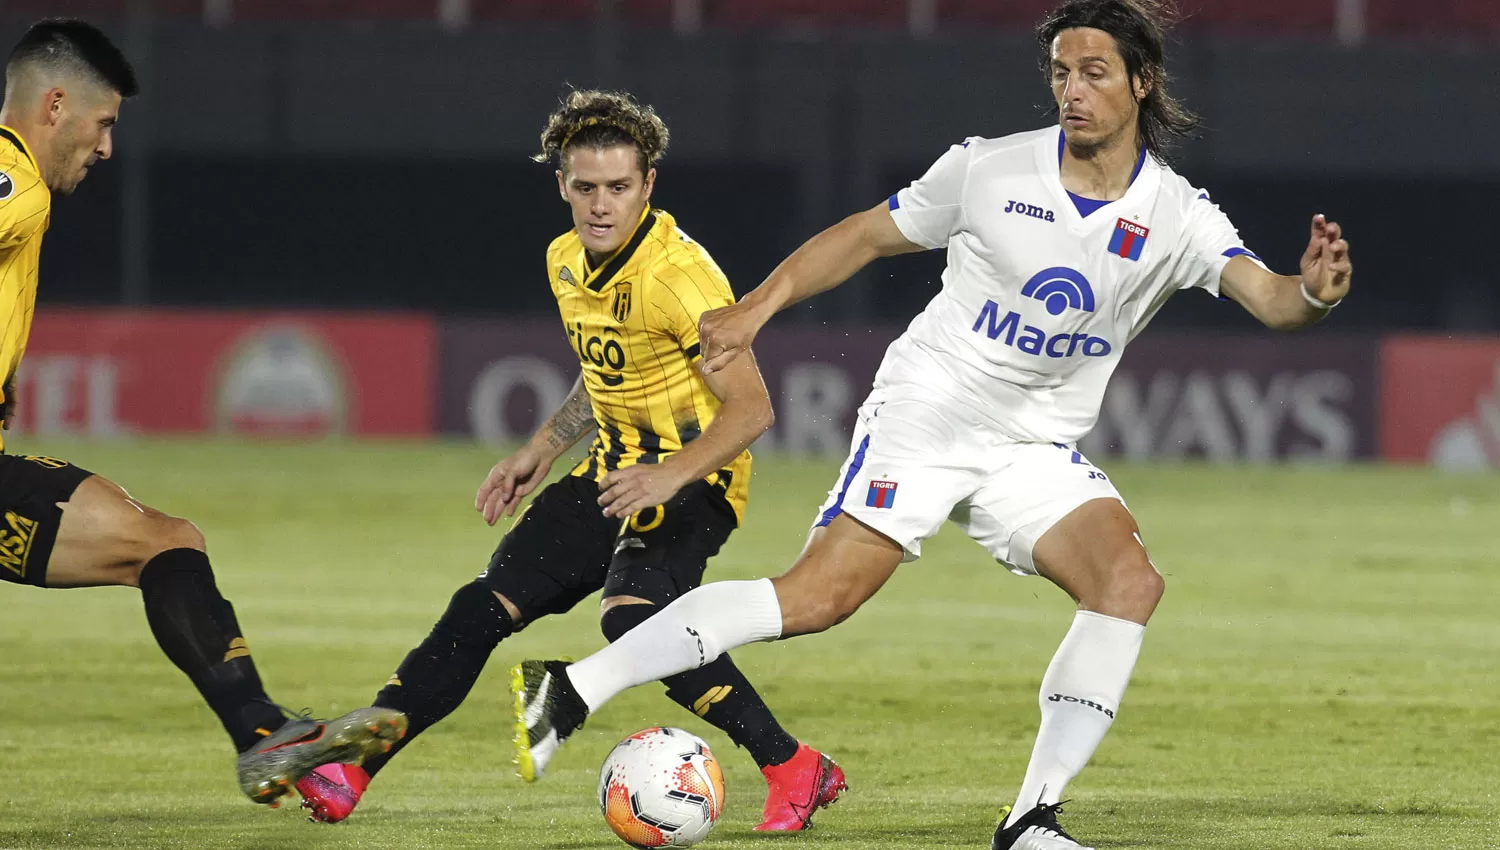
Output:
[478,474,738,624]
[0,453,94,587]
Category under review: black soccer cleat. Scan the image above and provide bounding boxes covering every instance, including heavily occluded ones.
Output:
[510,659,589,782]
[992,803,1094,850]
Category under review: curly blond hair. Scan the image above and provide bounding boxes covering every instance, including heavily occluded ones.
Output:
[534,89,669,174]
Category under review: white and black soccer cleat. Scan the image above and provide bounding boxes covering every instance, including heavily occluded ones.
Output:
[992,803,1095,850]
[510,659,589,782]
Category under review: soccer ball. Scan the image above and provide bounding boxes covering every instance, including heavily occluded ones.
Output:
[598,727,725,848]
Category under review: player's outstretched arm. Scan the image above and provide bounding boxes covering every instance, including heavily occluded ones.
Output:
[1219,214,1352,331]
[476,373,594,525]
[599,350,773,519]
[698,202,924,374]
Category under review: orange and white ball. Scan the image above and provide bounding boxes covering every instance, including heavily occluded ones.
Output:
[598,727,725,848]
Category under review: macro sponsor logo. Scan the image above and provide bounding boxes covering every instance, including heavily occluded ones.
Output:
[971,301,1112,358]
[1021,267,1095,316]
[972,266,1110,358]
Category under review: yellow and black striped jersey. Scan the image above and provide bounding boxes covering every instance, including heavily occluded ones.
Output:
[0,126,50,451]
[548,206,751,522]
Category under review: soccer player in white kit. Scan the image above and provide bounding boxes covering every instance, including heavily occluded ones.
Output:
[512,1,1353,846]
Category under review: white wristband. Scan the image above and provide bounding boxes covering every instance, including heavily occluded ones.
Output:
[1300,281,1341,310]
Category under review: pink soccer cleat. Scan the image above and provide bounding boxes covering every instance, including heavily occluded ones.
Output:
[297,762,370,823]
[754,742,848,831]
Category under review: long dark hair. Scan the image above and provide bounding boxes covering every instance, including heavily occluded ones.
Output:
[1037,0,1197,162]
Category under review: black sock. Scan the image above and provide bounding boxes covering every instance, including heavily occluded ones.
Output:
[364,581,514,777]
[603,603,799,769]
[138,548,286,753]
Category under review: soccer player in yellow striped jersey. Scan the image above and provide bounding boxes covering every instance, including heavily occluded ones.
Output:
[301,90,847,830]
[547,197,751,520]
[0,20,406,807]
[0,121,48,430]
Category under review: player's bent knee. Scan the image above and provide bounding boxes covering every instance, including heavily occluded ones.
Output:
[492,591,526,628]
[119,516,205,585]
[152,515,206,553]
[600,600,656,643]
[1088,553,1164,621]
[433,581,515,647]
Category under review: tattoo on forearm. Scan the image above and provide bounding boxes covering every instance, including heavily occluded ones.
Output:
[545,385,595,450]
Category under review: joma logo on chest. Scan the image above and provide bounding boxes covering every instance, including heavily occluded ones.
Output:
[1003,199,1055,222]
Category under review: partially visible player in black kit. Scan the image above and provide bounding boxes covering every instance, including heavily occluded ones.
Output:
[295,89,847,829]
[0,19,405,805]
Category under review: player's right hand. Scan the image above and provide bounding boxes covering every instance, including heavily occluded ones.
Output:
[698,300,768,375]
[476,446,553,526]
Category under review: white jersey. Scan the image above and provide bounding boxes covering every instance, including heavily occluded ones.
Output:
[882,126,1265,444]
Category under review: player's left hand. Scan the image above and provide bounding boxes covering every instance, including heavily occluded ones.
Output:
[1299,213,1352,305]
[598,464,688,519]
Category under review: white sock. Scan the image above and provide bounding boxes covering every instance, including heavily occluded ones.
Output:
[1004,610,1145,828]
[566,578,783,713]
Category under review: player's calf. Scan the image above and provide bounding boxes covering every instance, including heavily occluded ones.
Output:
[362,581,516,776]
[45,475,302,758]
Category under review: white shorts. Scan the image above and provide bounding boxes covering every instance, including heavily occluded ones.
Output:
[811,392,1125,575]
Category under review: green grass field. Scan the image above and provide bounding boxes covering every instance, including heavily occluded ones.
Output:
[1,440,1497,850]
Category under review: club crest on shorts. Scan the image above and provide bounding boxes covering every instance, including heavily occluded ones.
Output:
[1108,217,1149,261]
[866,480,898,509]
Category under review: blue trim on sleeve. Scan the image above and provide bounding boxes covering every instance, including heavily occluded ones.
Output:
[1222,247,1262,262]
[887,194,900,211]
[816,435,871,527]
